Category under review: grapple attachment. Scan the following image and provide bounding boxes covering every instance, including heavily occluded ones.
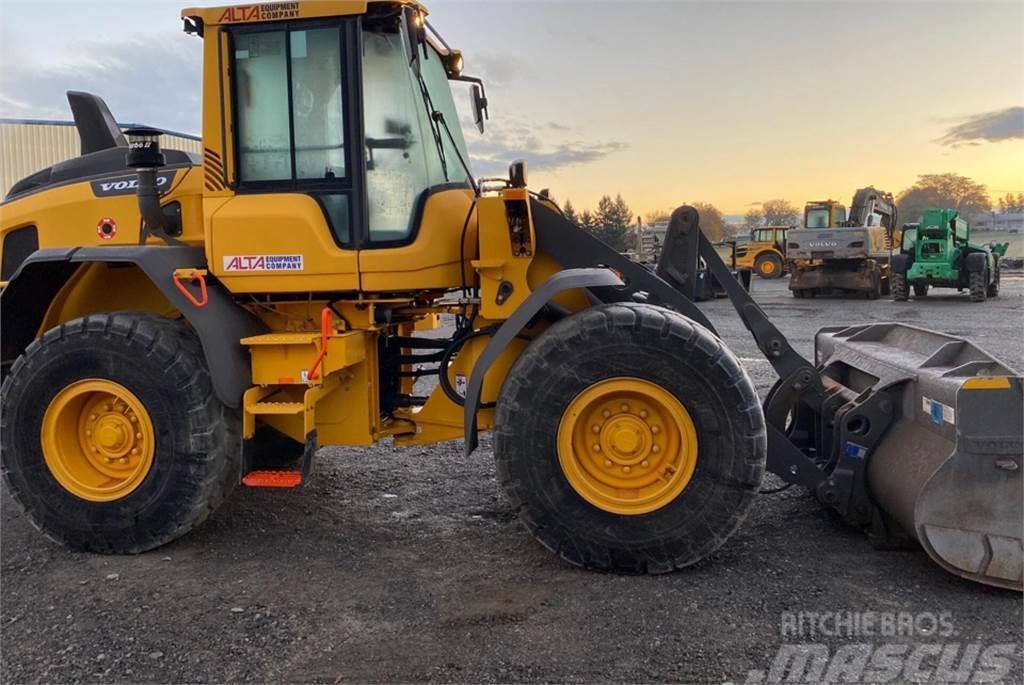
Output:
[815,324,1023,589]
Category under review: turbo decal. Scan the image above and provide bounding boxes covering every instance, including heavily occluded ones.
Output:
[222,255,304,272]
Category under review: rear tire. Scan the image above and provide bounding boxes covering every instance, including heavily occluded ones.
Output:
[494,303,766,573]
[912,283,929,297]
[892,274,909,301]
[987,264,1000,298]
[755,253,784,279]
[969,269,987,302]
[0,313,240,553]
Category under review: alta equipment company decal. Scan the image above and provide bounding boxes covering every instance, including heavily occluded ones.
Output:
[223,255,304,272]
[218,2,299,23]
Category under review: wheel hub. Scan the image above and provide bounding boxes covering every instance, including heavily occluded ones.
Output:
[42,380,155,502]
[557,378,699,515]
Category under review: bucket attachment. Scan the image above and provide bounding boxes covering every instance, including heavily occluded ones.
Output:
[815,324,1023,589]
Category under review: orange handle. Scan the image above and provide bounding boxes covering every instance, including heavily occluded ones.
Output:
[172,269,208,308]
[307,307,333,381]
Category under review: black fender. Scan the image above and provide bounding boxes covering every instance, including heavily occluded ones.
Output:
[463,267,624,456]
[1,246,265,408]
[964,251,988,274]
[890,253,912,275]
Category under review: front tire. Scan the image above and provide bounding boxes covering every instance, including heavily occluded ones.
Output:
[913,283,929,297]
[755,252,784,279]
[892,273,909,301]
[0,313,240,553]
[494,303,766,573]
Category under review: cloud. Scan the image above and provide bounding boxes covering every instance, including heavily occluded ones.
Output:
[463,113,627,176]
[1,37,625,178]
[0,36,202,134]
[936,106,1024,148]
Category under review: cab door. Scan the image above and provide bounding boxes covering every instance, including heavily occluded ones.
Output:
[208,19,364,294]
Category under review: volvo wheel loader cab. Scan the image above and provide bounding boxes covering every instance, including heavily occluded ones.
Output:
[733,226,787,279]
[892,209,1006,302]
[1,1,1020,588]
[788,188,898,299]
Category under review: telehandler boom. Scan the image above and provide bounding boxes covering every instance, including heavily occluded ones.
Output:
[0,0,1020,588]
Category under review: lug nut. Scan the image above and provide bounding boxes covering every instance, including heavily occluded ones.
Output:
[135,433,142,440]
[602,410,611,419]
[622,466,631,474]
[604,460,613,468]
[651,425,660,434]
[652,445,660,453]
[593,444,601,452]
[620,403,629,412]
[639,410,648,419]
[591,425,600,434]
[641,460,649,467]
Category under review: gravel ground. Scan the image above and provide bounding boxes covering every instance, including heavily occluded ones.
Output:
[3,277,1022,684]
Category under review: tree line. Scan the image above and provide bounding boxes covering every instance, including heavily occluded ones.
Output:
[563,196,732,248]
[560,173,1013,253]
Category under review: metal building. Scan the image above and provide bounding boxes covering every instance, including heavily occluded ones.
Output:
[0,119,201,198]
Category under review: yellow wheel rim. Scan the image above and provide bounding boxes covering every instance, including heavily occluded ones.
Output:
[557,378,699,515]
[760,259,776,275]
[41,379,155,502]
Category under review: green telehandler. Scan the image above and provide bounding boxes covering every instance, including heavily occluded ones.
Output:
[892,208,1008,302]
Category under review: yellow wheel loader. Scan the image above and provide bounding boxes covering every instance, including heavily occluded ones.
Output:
[733,226,787,279]
[1,1,1021,588]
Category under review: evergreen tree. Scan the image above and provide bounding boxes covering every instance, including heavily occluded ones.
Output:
[562,199,579,224]
[591,194,631,251]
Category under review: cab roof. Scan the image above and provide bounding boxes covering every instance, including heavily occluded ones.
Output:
[183,0,426,27]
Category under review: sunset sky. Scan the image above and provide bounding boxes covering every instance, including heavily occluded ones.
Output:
[2,0,1021,216]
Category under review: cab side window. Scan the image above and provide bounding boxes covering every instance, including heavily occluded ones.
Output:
[231,25,352,243]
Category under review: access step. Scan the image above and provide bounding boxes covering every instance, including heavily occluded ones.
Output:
[248,400,304,416]
[242,470,303,488]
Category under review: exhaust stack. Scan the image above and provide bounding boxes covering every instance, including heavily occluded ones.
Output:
[124,127,169,238]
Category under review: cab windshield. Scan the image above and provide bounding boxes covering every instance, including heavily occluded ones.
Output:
[806,208,831,228]
[362,20,470,243]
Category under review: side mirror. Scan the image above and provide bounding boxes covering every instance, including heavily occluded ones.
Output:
[403,6,425,74]
[471,84,488,133]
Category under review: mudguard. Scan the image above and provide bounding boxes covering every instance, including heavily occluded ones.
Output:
[965,251,988,273]
[463,267,624,456]
[1,246,265,408]
[890,253,911,275]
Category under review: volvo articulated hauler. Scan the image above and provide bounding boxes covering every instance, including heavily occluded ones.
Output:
[0,0,1020,588]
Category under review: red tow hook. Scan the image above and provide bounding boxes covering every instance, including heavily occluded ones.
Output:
[172,268,209,308]
[307,307,333,381]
